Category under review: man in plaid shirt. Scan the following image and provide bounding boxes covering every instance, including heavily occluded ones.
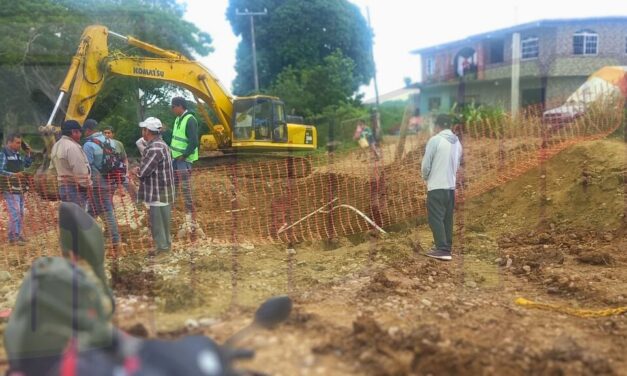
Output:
[134,117,175,257]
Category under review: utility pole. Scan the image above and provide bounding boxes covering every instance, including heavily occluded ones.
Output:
[511,32,521,117]
[236,8,267,92]
[366,7,382,140]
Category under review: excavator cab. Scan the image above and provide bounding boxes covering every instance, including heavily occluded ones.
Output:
[232,96,288,143]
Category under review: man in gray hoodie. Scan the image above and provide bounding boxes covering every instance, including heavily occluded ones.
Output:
[421,114,463,261]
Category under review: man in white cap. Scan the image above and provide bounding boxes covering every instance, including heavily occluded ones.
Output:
[134,117,175,258]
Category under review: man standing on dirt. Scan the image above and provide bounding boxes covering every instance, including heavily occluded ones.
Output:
[169,96,198,228]
[134,117,175,258]
[83,119,122,251]
[0,133,32,246]
[51,120,91,210]
[421,114,463,261]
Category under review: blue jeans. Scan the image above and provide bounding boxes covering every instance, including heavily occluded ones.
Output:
[3,192,24,241]
[88,184,121,244]
[107,174,137,203]
[59,184,88,210]
[173,159,193,213]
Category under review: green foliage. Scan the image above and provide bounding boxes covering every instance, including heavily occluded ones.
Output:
[226,0,374,97]
[449,102,507,137]
[270,50,357,117]
[309,103,369,148]
[0,0,214,153]
[377,100,407,135]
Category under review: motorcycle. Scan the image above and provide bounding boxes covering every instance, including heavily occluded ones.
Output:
[3,202,292,376]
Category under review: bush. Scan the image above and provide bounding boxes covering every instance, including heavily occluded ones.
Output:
[376,100,406,135]
[450,102,508,138]
[307,103,369,149]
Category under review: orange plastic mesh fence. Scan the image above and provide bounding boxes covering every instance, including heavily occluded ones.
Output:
[0,97,623,267]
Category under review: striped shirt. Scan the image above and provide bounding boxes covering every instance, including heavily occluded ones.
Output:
[137,136,175,204]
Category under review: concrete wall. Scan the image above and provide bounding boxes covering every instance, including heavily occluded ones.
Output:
[418,75,590,115]
[553,21,627,57]
[420,85,456,115]
[418,19,627,113]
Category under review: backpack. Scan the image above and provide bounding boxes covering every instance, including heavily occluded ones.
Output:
[89,138,126,178]
[4,257,115,375]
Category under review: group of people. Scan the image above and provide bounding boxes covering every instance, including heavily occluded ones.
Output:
[3,100,464,262]
[0,96,199,258]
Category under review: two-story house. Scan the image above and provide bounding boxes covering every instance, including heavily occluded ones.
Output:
[412,17,627,115]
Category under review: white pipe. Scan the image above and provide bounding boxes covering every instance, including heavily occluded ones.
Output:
[277,198,387,235]
[108,30,128,41]
[319,204,387,234]
[277,198,338,234]
[46,92,65,126]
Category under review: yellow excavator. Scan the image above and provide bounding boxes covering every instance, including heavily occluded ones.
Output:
[39,25,317,178]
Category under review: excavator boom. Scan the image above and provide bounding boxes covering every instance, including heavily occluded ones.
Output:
[46,25,316,154]
[39,24,316,187]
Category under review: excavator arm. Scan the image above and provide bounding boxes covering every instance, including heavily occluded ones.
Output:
[45,25,235,149]
[39,23,316,184]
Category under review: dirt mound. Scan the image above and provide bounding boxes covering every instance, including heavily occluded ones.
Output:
[465,139,627,234]
[494,226,625,306]
[356,271,402,299]
[313,314,617,376]
[531,335,614,375]
[313,314,417,375]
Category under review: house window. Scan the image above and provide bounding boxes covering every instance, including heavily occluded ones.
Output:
[573,30,598,55]
[488,39,504,64]
[425,57,435,76]
[521,37,539,59]
[428,97,441,111]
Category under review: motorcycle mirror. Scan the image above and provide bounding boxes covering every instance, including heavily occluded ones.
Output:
[253,295,292,329]
[224,295,292,348]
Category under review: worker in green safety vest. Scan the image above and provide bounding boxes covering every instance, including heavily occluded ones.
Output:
[170,96,198,225]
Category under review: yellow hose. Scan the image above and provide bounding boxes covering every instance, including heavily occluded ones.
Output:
[515,297,627,318]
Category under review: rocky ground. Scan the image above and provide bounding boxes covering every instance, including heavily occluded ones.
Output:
[0,138,626,375]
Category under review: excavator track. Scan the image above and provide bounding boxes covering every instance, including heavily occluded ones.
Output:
[194,153,313,179]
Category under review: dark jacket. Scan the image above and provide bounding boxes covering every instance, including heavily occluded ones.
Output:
[0,147,32,193]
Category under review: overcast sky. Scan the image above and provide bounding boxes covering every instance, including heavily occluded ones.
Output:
[184,0,627,100]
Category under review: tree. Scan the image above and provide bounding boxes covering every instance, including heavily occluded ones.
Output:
[226,0,374,98]
[270,50,358,117]
[0,0,213,150]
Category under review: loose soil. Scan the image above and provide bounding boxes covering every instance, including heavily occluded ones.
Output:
[0,138,626,375]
